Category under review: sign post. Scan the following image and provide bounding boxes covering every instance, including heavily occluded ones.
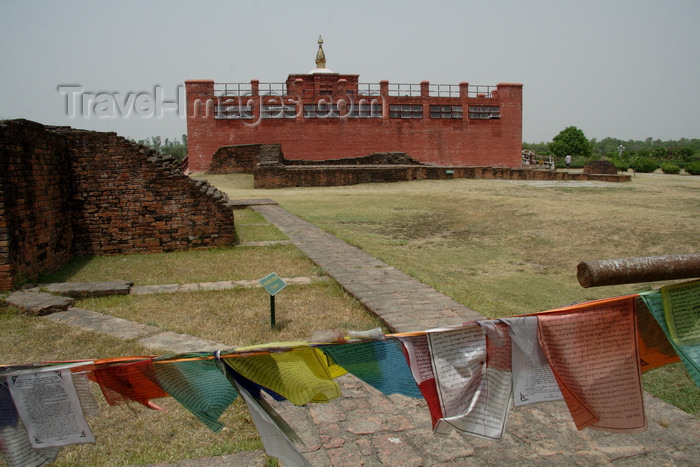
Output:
[259,273,288,329]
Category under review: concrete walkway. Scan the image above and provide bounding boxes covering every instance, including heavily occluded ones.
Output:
[18,203,699,466]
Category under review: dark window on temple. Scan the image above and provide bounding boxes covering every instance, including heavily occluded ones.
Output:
[468,106,500,119]
[389,105,423,119]
[215,104,254,119]
[348,101,382,118]
[304,103,341,118]
[261,103,297,119]
[430,105,462,119]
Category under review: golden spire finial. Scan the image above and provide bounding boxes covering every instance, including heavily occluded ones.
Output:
[315,35,326,69]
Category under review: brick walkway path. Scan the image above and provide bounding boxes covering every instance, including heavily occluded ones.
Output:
[16,203,698,466]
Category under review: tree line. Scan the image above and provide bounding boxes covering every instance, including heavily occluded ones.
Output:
[130,135,188,162]
[523,127,700,174]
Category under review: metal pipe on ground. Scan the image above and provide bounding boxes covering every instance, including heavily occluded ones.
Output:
[576,254,700,288]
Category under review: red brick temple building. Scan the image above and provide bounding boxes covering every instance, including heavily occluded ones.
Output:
[184,37,523,172]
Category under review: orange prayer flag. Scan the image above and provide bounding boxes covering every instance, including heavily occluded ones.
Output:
[88,359,168,409]
[537,296,646,433]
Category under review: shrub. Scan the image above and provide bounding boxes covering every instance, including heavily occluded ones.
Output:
[660,163,681,174]
[570,155,590,169]
[651,147,668,159]
[611,159,630,172]
[631,157,658,173]
[685,161,700,175]
[664,159,686,169]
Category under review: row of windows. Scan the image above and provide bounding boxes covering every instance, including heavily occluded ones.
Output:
[215,104,500,120]
[389,105,423,119]
[389,105,499,119]
[262,104,297,119]
[430,105,463,119]
[216,104,382,119]
[216,105,254,119]
[303,103,382,118]
[468,106,501,119]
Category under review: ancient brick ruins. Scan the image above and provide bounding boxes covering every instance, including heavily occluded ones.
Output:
[207,144,283,174]
[207,143,631,188]
[583,160,619,175]
[0,119,236,290]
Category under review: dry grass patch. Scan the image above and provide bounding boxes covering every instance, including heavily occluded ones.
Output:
[235,209,289,243]
[0,303,158,362]
[0,304,263,466]
[76,281,384,347]
[53,396,261,466]
[39,244,318,286]
[196,173,698,317]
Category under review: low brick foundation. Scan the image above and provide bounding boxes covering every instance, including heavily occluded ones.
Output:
[584,160,618,175]
[285,152,423,166]
[0,119,236,290]
[204,143,630,188]
[254,165,631,188]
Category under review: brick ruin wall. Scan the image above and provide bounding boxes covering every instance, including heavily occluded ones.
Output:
[0,121,74,289]
[206,144,422,175]
[284,152,422,166]
[583,160,618,175]
[254,165,631,188]
[201,142,631,188]
[0,119,235,289]
[207,144,283,174]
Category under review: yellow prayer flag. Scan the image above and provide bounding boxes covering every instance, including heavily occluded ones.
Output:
[226,347,341,406]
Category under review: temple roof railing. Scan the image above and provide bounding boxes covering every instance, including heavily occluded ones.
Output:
[211,81,498,99]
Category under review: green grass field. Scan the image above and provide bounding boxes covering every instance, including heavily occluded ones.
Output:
[196,172,700,415]
[199,173,699,317]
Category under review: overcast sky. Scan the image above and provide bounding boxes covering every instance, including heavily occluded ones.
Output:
[1,0,698,143]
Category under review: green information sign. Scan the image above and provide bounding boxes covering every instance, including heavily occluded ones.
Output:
[260,272,287,296]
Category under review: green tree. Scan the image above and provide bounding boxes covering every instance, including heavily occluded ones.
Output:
[668,146,695,162]
[522,141,550,155]
[133,135,188,163]
[651,147,667,159]
[592,137,624,156]
[549,126,592,158]
[149,136,162,151]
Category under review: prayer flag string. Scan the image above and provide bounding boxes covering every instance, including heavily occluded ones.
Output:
[1,281,698,465]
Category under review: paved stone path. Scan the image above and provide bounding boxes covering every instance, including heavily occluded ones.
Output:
[251,205,483,332]
[10,203,698,466]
